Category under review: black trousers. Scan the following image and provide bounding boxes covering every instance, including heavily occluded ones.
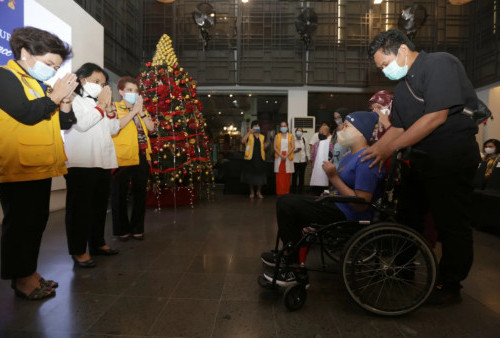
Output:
[291,162,307,194]
[65,168,111,255]
[276,194,346,262]
[111,154,149,236]
[0,178,51,279]
[397,164,477,287]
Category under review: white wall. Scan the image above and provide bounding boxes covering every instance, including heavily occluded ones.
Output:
[476,82,500,145]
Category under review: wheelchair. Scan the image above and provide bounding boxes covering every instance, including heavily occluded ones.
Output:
[258,148,438,316]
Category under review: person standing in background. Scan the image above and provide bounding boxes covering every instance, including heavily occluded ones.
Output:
[274,121,295,195]
[0,27,76,299]
[368,90,394,141]
[64,63,120,268]
[291,127,310,194]
[111,76,154,241]
[241,120,268,198]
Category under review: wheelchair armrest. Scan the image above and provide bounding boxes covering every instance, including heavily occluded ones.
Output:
[317,194,369,204]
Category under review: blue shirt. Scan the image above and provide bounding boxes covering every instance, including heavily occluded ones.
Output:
[334,148,385,221]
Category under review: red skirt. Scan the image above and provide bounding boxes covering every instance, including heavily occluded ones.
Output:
[276,151,291,195]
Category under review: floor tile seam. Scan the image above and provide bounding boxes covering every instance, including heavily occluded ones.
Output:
[208,286,224,337]
[82,288,124,335]
[146,296,173,336]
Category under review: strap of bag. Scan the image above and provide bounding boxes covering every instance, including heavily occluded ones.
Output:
[405,79,424,103]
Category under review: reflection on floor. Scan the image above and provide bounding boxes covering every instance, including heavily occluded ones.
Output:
[1,192,500,337]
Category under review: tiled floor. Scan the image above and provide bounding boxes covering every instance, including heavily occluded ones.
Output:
[1,192,500,337]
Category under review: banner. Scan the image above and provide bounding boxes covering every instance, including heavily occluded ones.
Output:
[0,0,24,65]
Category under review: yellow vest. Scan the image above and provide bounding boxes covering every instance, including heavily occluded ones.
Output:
[275,132,294,160]
[112,101,152,166]
[244,133,265,160]
[0,60,67,183]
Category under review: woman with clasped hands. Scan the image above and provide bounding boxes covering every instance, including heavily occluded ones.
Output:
[63,63,120,269]
[0,27,77,300]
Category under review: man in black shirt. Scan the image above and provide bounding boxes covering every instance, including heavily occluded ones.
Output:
[362,30,480,305]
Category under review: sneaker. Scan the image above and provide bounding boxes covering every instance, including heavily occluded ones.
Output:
[425,284,462,306]
[261,251,286,267]
[263,269,308,287]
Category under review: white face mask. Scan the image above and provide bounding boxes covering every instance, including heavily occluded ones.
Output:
[484,147,496,155]
[83,82,103,98]
[337,128,357,148]
[380,108,391,115]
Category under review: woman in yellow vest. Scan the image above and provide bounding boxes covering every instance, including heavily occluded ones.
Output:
[0,27,77,300]
[241,121,268,198]
[111,76,154,241]
[274,121,295,195]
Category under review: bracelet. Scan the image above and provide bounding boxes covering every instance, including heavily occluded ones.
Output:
[94,106,104,117]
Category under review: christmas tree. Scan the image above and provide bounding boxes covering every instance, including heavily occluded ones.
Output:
[139,34,214,207]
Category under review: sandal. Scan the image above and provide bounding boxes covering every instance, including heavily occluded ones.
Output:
[257,193,264,199]
[14,286,55,300]
[39,278,59,289]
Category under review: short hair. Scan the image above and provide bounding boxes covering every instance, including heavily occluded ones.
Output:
[74,63,109,93]
[368,29,416,60]
[280,121,288,127]
[118,76,138,91]
[10,26,72,61]
[251,120,260,128]
[483,139,500,152]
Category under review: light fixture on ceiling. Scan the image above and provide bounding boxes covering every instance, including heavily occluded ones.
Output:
[242,0,249,3]
[374,0,383,4]
[207,94,211,97]
[156,0,175,3]
[248,94,252,97]
[448,0,474,4]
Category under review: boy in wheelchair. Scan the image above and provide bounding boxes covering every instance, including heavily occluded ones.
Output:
[261,111,385,285]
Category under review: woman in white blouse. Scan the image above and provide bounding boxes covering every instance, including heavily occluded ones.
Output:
[63,63,120,268]
[274,121,295,195]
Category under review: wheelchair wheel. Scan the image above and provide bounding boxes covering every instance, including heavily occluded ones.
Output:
[284,284,307,311]
[342,223,436,316]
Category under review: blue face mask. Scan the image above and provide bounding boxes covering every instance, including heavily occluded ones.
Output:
[125,92,139,104]
[382,51,408,81]
[280,127,288,133]
[296,131,303,137]
[253,127,260,133]
[27,60,56,82]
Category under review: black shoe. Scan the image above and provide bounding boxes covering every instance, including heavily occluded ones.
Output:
[71,256,96,268]
[263,268,308,287]
[132,234,144,241]
[261,251,286,267]
[425,284,462,306]
[89,247,119,256]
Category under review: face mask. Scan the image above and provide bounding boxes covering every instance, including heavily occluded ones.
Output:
[125,92,139,104]
[296,131,303,137]
[380,108,391,115]
[382,50,408,81]
[484,147,496,155]
[83,82,103,98]
[280,127,288,133]
[253,127,260,133]
[27,60,56,82]
[318,134,327,141]
[335,118,343,125]
[337,129,357,148]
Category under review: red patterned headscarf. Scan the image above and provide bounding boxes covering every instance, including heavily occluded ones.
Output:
[368,90,393,109]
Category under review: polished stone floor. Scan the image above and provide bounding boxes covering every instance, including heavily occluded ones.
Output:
[1,192,500,337]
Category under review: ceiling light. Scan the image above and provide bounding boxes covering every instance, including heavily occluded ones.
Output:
[229,94,233,97]
[218,111,222,115]
[240,112,244,114]
[274,100,278,104]
[374,0,383,4]
[207,94,211,97]
[248,94,252,97]
[242,0,249,3]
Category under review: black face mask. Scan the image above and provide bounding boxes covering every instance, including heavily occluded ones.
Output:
[318,134,327,141]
